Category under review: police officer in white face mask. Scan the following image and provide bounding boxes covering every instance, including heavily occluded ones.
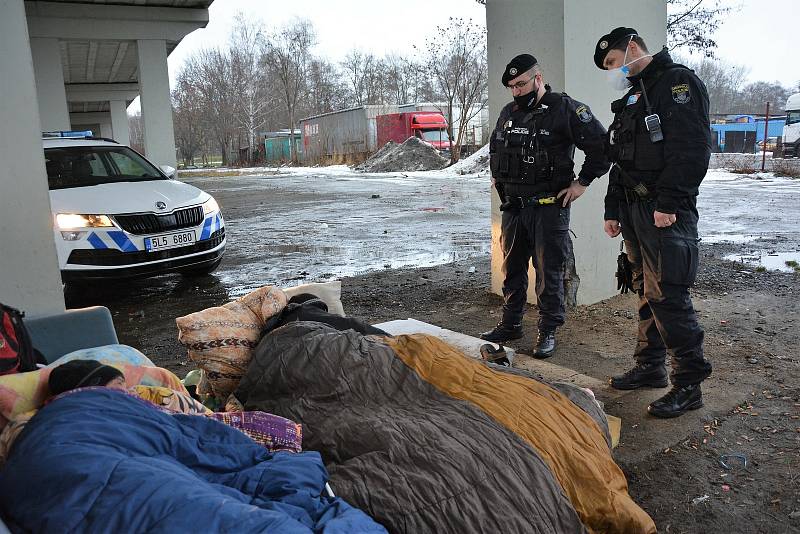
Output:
[594,27,713,418]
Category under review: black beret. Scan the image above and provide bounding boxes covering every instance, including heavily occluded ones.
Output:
[594,27,638,69]
[49,360,125,396]
[502,54,538,86]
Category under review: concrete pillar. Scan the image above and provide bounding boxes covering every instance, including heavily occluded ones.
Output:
[487,0,667,305]
[137,39,176,167]
[0,0,65,316]
[29,37,70,132]
[98,115,114,140]
[109,99,130,145]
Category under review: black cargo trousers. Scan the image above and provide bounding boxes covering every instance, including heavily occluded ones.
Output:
[619,196,712,386]
[500,203,571,332]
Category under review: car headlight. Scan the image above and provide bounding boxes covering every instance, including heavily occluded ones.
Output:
[202,197,220,215]
[55,214,114,229]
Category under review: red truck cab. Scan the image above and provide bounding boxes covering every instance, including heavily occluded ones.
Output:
[376,112,450,151]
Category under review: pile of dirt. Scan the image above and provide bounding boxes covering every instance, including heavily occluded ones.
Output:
[356,137,449,173]
[444,143,489,175]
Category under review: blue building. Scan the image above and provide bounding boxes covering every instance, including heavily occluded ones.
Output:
[710,115,785,153]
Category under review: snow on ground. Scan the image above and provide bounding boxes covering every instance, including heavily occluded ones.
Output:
[178,160,798,294]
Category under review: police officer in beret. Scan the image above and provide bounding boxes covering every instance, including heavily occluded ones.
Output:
[480,54,609,358]
[594,28,713,418]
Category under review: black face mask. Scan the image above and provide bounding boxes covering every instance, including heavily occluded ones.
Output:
[513,83,539,109]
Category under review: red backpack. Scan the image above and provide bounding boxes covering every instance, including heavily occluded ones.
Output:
[0,303,38,375]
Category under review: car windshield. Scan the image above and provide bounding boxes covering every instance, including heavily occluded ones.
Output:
[420,129,447,142]
[44,146,165,190]
[786,111,800,126]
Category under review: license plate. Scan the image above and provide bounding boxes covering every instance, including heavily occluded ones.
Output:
[145,230,196,252]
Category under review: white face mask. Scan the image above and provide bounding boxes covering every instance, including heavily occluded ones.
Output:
[607,65,632,91]
[605,37,651,91]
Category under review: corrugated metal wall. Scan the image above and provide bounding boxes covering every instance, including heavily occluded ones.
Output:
[300,105,397,163]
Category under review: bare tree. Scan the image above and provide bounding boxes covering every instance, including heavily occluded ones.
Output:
[128,112,144,154]
[474,0,733,57]
[684,56,751,114]
[385,54,431,105]
[682,55,795,115]
[172,77,206,166]
[341,49,387,106]
[739,81,790,114]
[667,0,734,57]
[421,17,487,163]
[303,58,350,115]
[229,13,270,163]
[262,18,316,164]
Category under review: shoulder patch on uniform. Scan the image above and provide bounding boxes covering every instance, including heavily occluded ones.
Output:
[671,83,691,104]
[575,104,593,123]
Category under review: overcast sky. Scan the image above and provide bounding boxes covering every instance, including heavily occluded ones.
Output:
[166,0,799,89]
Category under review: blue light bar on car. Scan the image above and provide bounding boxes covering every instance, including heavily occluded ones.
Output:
[42,130,94,138]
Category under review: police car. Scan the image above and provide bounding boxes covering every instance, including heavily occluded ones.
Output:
[45,132,225,282]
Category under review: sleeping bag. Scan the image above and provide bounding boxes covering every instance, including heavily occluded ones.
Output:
[0,388,386,533]
[234,322,656,534]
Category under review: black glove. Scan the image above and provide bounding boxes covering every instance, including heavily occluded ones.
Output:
[495,182,513,211]
[616,241,634,294]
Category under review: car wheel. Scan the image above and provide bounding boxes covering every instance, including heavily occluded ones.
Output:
[179,258,222,277]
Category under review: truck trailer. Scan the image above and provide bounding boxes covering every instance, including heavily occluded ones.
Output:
[783,93,800,158]
[299,105,397,164]
[376,112,450,151]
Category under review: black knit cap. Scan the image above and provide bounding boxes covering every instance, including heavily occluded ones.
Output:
[594,27,638,69]
[502,54,538,86]
[49,360,125,396]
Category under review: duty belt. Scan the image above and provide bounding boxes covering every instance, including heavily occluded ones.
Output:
[500,194,559,211]
[614,164,655,202]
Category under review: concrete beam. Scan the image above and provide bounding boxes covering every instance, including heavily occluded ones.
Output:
[26,1,209,42]
[108,42,131,83]
[69,111,112,124]
[137,39,176,168]
[30,37,70,131]
[487,0,667,305]
[0,0,65,316]
[65,83,139,104]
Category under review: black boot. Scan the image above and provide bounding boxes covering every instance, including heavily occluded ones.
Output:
[648,384,703,418]
[609,363,668,390]
[479,322,523,343]
[533,330,556,359]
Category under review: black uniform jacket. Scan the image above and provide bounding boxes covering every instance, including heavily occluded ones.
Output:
[605,48,711,219]
[490,87,609,198]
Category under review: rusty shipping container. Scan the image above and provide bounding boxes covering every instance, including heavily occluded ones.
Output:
[299,105,397,164]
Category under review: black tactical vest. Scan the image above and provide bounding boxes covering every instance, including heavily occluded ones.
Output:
[607,66,685,182]
[493,110,575,195]
[494,109,552,185]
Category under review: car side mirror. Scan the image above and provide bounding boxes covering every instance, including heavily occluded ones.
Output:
[159,165,177,179]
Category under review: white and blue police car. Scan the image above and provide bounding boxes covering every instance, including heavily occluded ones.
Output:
[45,132,225,282]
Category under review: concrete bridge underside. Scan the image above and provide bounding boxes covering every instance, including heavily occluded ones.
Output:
[1,0,212,314]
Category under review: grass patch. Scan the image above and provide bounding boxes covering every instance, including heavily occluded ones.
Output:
[755,266,767,272]
[786,260,799,268]
[771,159,800,178]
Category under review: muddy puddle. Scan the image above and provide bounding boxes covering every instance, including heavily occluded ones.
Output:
[723,250,800,272]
